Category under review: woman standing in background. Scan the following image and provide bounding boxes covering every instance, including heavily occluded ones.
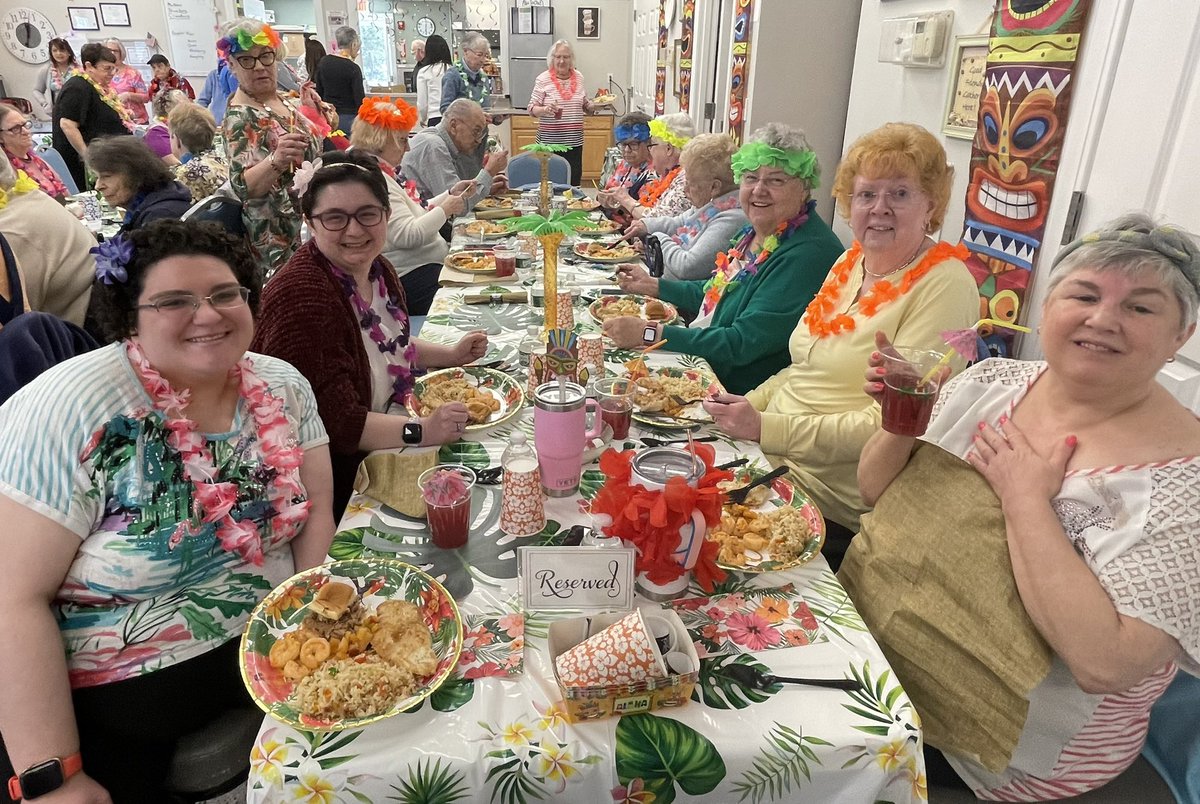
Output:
[416,35,452,128]
[527,39,593,185]
[103,39,150,125]
[32,38,77,120]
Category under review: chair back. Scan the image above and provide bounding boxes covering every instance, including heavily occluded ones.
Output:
[182,194,246,238]
[507,152,574,192]
[35,146,80,195]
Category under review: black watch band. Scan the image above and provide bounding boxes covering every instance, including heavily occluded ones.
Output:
[402,420,423,445]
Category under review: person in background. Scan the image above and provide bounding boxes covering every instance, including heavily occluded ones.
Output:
[53,42,133,189]
[0,157,95,325]
[197,58,236,124]
[844,215,1200,801]
[606,123,843,396]
[169,102,229,201]
[252,154,486,516]
[0,102,70,202]
[143,89,191,164]
[147,54,195,101]
[401,98,508,210]
[350,97,469,314]
[32,38,77,121]
[0,219,335,801]
[702,122,977,534]
[416,34,453,127]
[411,38,426,65]
[624,133,746,281]
[315,26,365,135]
[528,39,594,186]
[603,113,692,220]
[440,31,494,118]
[219,18,324,276]
[599,110,654,227]
[301,37,326,83]
[103,39,150,125]
[88,136,192,233]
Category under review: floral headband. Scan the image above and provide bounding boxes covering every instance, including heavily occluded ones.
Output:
[91,236,134,285]
[357,97,418,132]
[292,158,378,199]
[648,118,689,150]
[216,24,281,58]
[731,140,820,188]
[614,122,651,143]
[1052,224,1200,296]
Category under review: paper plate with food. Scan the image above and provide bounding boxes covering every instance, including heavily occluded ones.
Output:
[240,558,463,731]
[474,197,521,220]
[408,366,524,431]
[572,219,622,238]
[445,250,498,274]
[463,220,512,239]
[573,240,639,263]
[564,197,601,212]
[588,294,678,325]
[710,468,826,573]
[592,93,617,106]
[629,366,720,429]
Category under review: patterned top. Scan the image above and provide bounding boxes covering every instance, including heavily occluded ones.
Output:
[173,149,230,201]
[110,65,149,124]
[222,97,322,277]
[924,358,1200,799]
[640,167,691,219]
[529,69,587,148]
[0,343,329,688]
[4,148,70,201]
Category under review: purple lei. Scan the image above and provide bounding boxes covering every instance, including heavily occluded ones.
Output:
[327,258,421,407]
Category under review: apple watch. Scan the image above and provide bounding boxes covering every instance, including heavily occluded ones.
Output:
[642,323,659,347]
[8,753,83,800]
[402,419,423,445]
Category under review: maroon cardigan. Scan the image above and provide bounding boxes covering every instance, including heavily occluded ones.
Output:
[251,239,410,513]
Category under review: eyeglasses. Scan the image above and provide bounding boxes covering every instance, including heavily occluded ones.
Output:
[137,286,251,315]
[2,121,32,136]
[647,141,667,150]
[617,141,646,151]
[234,50,276,70]
[741,173,798,190]
[850,187,925,209]
[309,206,386,231]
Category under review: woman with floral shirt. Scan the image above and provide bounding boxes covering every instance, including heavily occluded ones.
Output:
[103,39,150,125]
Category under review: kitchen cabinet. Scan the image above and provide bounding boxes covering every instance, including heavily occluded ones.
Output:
[508,114,614,184]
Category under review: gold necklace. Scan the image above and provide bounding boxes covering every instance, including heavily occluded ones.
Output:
[862,239,927,279]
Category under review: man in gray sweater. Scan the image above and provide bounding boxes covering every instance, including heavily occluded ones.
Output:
[401,99,507,210]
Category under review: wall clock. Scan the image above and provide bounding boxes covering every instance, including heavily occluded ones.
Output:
[416,16,435,37]
[1,7,57,64]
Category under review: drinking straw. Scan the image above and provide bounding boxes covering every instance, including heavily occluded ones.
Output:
[641,339,668,355]
[917,318,1032,387]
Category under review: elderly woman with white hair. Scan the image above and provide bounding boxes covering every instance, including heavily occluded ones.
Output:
[103,38,150,125]
[528,39,594,185]
[607,122,844,395]
[143,88,191,164]
[441,31,495,117]
[625,133,747,281]
[315,26,366,134]
[601,112,694,220]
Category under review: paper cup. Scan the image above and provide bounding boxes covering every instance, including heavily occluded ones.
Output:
[579,332,604,369]
[554,609,667,687]
[555,291,575,330]
[641,612,676,655]
[79,191,101,222]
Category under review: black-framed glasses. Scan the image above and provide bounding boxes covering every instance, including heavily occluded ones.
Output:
[137,286,251,315]
[618,141,646,151]
[309,206,386,231]
[234,50,276,70]
[2,120,32,136]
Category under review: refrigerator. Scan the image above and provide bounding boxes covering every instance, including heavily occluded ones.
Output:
[508,6,554,110]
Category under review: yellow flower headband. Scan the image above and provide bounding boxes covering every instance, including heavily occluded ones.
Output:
[648,118,690,150]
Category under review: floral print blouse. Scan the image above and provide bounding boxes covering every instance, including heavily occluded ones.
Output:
[110,65,149,124]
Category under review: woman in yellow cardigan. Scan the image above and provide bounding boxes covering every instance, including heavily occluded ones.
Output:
[704,123,978,534]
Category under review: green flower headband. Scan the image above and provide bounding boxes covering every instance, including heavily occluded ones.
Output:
[731,140,820,188]
[1052,224,1200,296]
[648,118,690,150]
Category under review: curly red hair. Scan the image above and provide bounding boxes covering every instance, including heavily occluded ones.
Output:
[356,97,418,132]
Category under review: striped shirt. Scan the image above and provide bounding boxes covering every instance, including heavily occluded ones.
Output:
[529,69,588,148]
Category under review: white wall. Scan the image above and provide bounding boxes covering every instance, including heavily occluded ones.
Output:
[550,0,634,102]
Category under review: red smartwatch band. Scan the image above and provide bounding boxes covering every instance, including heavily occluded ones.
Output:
[7,753,82,800]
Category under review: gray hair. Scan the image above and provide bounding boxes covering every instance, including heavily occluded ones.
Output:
[655,112,695,143]
[546,39,575,68]
[102,38,126,60]
[152,88,189,119]
[444,97,484,124]
[461,31,489,54]
[748,122,813,155]
[334,26,359,50]
[1048,212,1200,330]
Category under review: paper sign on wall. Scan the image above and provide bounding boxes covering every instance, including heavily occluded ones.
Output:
[518,546,635,611]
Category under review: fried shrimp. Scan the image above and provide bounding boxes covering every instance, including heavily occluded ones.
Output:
[300,637,332,669]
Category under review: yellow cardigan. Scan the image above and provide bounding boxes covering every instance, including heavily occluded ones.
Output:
[745,245,979,530]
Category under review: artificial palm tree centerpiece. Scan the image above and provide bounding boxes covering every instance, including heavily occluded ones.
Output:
[503,209,591,330]
[518,142,571,215]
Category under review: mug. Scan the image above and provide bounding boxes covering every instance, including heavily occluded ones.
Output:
[533,381,603,497]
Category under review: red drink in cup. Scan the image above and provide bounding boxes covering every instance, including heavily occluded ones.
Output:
[493,248,517,278]
[595,377,636,440]
[418,466,476,548]
[880,348,945,437]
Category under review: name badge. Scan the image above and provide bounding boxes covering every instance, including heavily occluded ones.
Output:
[518,546,635,611]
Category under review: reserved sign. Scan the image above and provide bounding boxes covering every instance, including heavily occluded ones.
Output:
[518,546,636,611]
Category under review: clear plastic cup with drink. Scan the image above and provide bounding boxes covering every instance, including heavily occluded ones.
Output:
[880,347,945,437]
[418,465,476,548]
[594,376,636,439]
[493,247,517,278]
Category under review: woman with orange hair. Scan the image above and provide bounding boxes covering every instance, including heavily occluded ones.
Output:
[349,96,473,314]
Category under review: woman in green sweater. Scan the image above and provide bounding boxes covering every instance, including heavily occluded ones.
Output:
[605,123,843,394]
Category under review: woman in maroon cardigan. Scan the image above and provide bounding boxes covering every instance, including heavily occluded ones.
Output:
[252,150,487,516]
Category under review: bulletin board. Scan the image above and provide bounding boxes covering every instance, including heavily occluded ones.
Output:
[163,0,219,77]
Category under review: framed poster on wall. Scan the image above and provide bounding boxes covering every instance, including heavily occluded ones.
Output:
[577,7,598,39]
[99,3,130,27]
[943,35,989,139]
[67,6,99,31]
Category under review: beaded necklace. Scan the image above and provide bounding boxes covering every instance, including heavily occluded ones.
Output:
[125,340,311,565]
[804,240,969,338]
[326,258,421,407]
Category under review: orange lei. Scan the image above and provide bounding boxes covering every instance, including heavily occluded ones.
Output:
[637,165,681,210]
[804,240,969,338]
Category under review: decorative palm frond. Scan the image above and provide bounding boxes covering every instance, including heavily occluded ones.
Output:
[388,756,470,804]
[502,209,591,236]
[732,722,830,804]
[521,143,571,154]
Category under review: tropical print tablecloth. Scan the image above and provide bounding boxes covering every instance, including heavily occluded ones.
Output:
[246,284,928,804]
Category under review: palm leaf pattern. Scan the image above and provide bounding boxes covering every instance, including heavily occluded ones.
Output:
[805,570,866,643]
[388,757,470,803]
[732,722,832,803]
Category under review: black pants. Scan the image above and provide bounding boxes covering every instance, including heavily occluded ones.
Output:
[1,640,249,803]
[561,145,583,186]
[399,262,442,317]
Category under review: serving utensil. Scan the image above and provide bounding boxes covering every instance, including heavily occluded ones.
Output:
[723,663,862,692]
[639,435,718,448]
[726,465,789,504]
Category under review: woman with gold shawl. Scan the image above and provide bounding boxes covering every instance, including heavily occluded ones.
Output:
[842,213,1200,800]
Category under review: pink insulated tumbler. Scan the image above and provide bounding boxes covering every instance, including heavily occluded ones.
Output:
[533,381,603,497]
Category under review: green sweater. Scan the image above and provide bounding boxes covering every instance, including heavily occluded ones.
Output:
[657,213,843,394]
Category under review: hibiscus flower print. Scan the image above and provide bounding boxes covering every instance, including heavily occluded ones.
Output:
[780,628,811,647]
[754,596,789,624]
[725,612,781,650]
[498,612,524,637]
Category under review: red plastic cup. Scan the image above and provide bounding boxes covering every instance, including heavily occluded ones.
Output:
[493,248,517,278]
[880,348,945,437]
[418,465,476,548]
